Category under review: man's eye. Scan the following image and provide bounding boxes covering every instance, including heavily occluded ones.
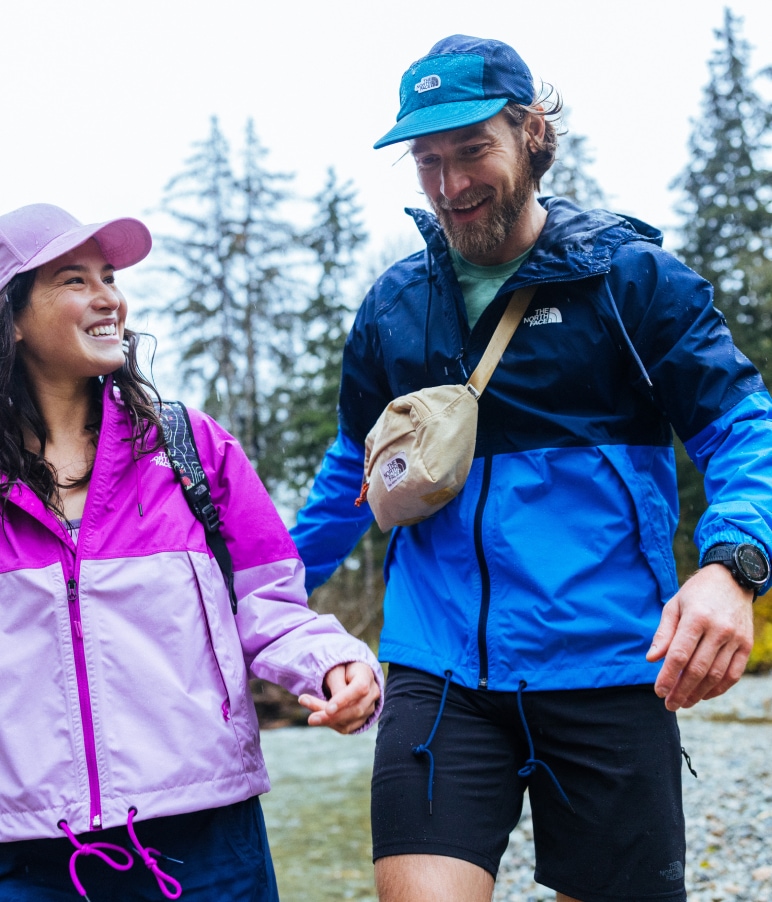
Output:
[64,277,84,285]
[104,275,116,284]
[463,144,485,156]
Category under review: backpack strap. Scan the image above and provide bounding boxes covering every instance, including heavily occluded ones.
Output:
[158,401,239,614]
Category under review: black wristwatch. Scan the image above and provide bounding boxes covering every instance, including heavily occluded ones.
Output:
[701,542,770,593]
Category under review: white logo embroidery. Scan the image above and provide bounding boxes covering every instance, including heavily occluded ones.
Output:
[415,75,441,93]
[152,450,173,468]
[379,452,409,491]
[524,307,562,326]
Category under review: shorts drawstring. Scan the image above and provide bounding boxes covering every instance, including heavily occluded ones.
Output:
[412,669,453,814]
[516,680,575,814]
[681,746,698,778]
[58,808,183,900]
[57,819,133,901]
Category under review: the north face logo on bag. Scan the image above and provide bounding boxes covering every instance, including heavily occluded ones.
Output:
[379,452,409,491]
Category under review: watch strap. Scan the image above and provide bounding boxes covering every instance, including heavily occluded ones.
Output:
[702,543,736,567]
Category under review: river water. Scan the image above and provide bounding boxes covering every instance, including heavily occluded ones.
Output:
[260,726,377,901]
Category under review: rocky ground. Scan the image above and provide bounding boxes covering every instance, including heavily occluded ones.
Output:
[493,673,772,902]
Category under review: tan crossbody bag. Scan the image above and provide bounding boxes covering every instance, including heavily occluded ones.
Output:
[355,285,537,531]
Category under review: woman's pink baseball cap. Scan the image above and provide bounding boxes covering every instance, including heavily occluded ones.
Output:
[0,203,152,292]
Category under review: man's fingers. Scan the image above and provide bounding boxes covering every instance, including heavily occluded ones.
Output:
[647,598,679,663]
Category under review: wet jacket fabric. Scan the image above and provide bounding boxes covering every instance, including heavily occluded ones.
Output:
[0,381,382,842]
[291,197,772,694]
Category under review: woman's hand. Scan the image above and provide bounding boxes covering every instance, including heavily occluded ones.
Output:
[298,661,381,734]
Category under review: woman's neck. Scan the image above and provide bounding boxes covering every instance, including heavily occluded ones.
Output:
[26,379,101,521]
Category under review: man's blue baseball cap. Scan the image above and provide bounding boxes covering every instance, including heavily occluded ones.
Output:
[374,35,534,149]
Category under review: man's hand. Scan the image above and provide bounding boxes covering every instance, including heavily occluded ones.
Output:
[646,564,755,711]
[298,661,381,734]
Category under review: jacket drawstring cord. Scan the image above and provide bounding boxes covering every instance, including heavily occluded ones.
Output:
[57,819,134,901]
[423,249,435,375]
[411,669,452,814]
[126,807,183,899]
[515,680,575,813]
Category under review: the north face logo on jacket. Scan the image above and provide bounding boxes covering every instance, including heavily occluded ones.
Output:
[524,307,562,326]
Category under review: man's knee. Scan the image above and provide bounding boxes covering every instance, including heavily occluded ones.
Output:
[375,854,494,902]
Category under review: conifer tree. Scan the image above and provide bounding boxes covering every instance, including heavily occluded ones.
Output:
[540,112,606,209]
[263,168,367,500]
[671,8,772,370]
[156,116,301,471]
[670,9,772,604]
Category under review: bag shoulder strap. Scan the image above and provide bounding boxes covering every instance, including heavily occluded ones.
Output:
[158,400,238,614]
[466,284,538,398]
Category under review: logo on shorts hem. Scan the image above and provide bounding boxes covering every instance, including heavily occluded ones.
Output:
[660,861,684,881]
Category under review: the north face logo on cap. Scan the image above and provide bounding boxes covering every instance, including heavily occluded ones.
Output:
[415,75,441,93]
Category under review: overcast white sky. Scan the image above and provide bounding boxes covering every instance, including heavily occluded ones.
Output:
[3,1,771,307]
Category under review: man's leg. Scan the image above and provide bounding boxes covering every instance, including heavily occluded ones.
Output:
[375,854,494,902]
[371,667,527,901]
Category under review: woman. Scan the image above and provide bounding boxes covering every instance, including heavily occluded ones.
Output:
[0,203,382,900]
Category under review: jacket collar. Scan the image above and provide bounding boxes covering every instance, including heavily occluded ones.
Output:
[406,196,663,286]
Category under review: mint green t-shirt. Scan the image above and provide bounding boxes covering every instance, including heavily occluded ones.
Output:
[449,246,532,329]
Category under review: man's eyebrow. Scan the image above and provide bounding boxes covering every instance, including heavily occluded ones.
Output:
[411,124,491,154]
[51,263,116,278]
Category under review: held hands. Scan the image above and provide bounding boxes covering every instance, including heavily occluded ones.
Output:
[646,564,755,711]
[298,661,381,734]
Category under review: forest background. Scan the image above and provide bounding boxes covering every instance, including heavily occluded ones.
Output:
[3,2,772,718]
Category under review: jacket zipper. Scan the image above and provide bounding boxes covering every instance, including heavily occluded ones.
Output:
[474,457,493,689]
[67,576,103,829]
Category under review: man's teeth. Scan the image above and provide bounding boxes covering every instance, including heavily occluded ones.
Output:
[453,199,484,211]
[87,325,117,336]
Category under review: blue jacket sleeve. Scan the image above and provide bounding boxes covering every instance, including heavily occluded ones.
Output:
[686,393,772,584]
[290,430,375,592]
[607,243,772,589]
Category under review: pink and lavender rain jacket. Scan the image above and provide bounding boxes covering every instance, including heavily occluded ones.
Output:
[0,380,382,842]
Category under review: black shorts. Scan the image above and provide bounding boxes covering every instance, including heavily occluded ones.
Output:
[371,665,686,902]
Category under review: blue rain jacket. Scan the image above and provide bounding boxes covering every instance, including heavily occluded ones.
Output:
[291,197,772,692]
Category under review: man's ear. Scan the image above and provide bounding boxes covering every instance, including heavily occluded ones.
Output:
[523,105,547,149]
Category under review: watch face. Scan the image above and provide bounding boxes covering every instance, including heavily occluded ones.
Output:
[736,544,770,584]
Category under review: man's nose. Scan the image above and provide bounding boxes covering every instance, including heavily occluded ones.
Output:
[439,162,471,200]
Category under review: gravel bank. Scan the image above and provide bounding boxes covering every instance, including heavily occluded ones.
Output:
[493,673,772,902]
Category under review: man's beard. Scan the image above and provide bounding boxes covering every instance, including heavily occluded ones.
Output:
[432,178,533,261]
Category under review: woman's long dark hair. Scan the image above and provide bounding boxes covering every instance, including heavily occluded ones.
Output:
[0,269,164,518]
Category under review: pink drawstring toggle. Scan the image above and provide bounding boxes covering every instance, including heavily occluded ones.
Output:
[127,807,183,900]
[58,819,134,900]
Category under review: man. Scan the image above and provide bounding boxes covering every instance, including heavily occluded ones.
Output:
[290,34,772,902]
